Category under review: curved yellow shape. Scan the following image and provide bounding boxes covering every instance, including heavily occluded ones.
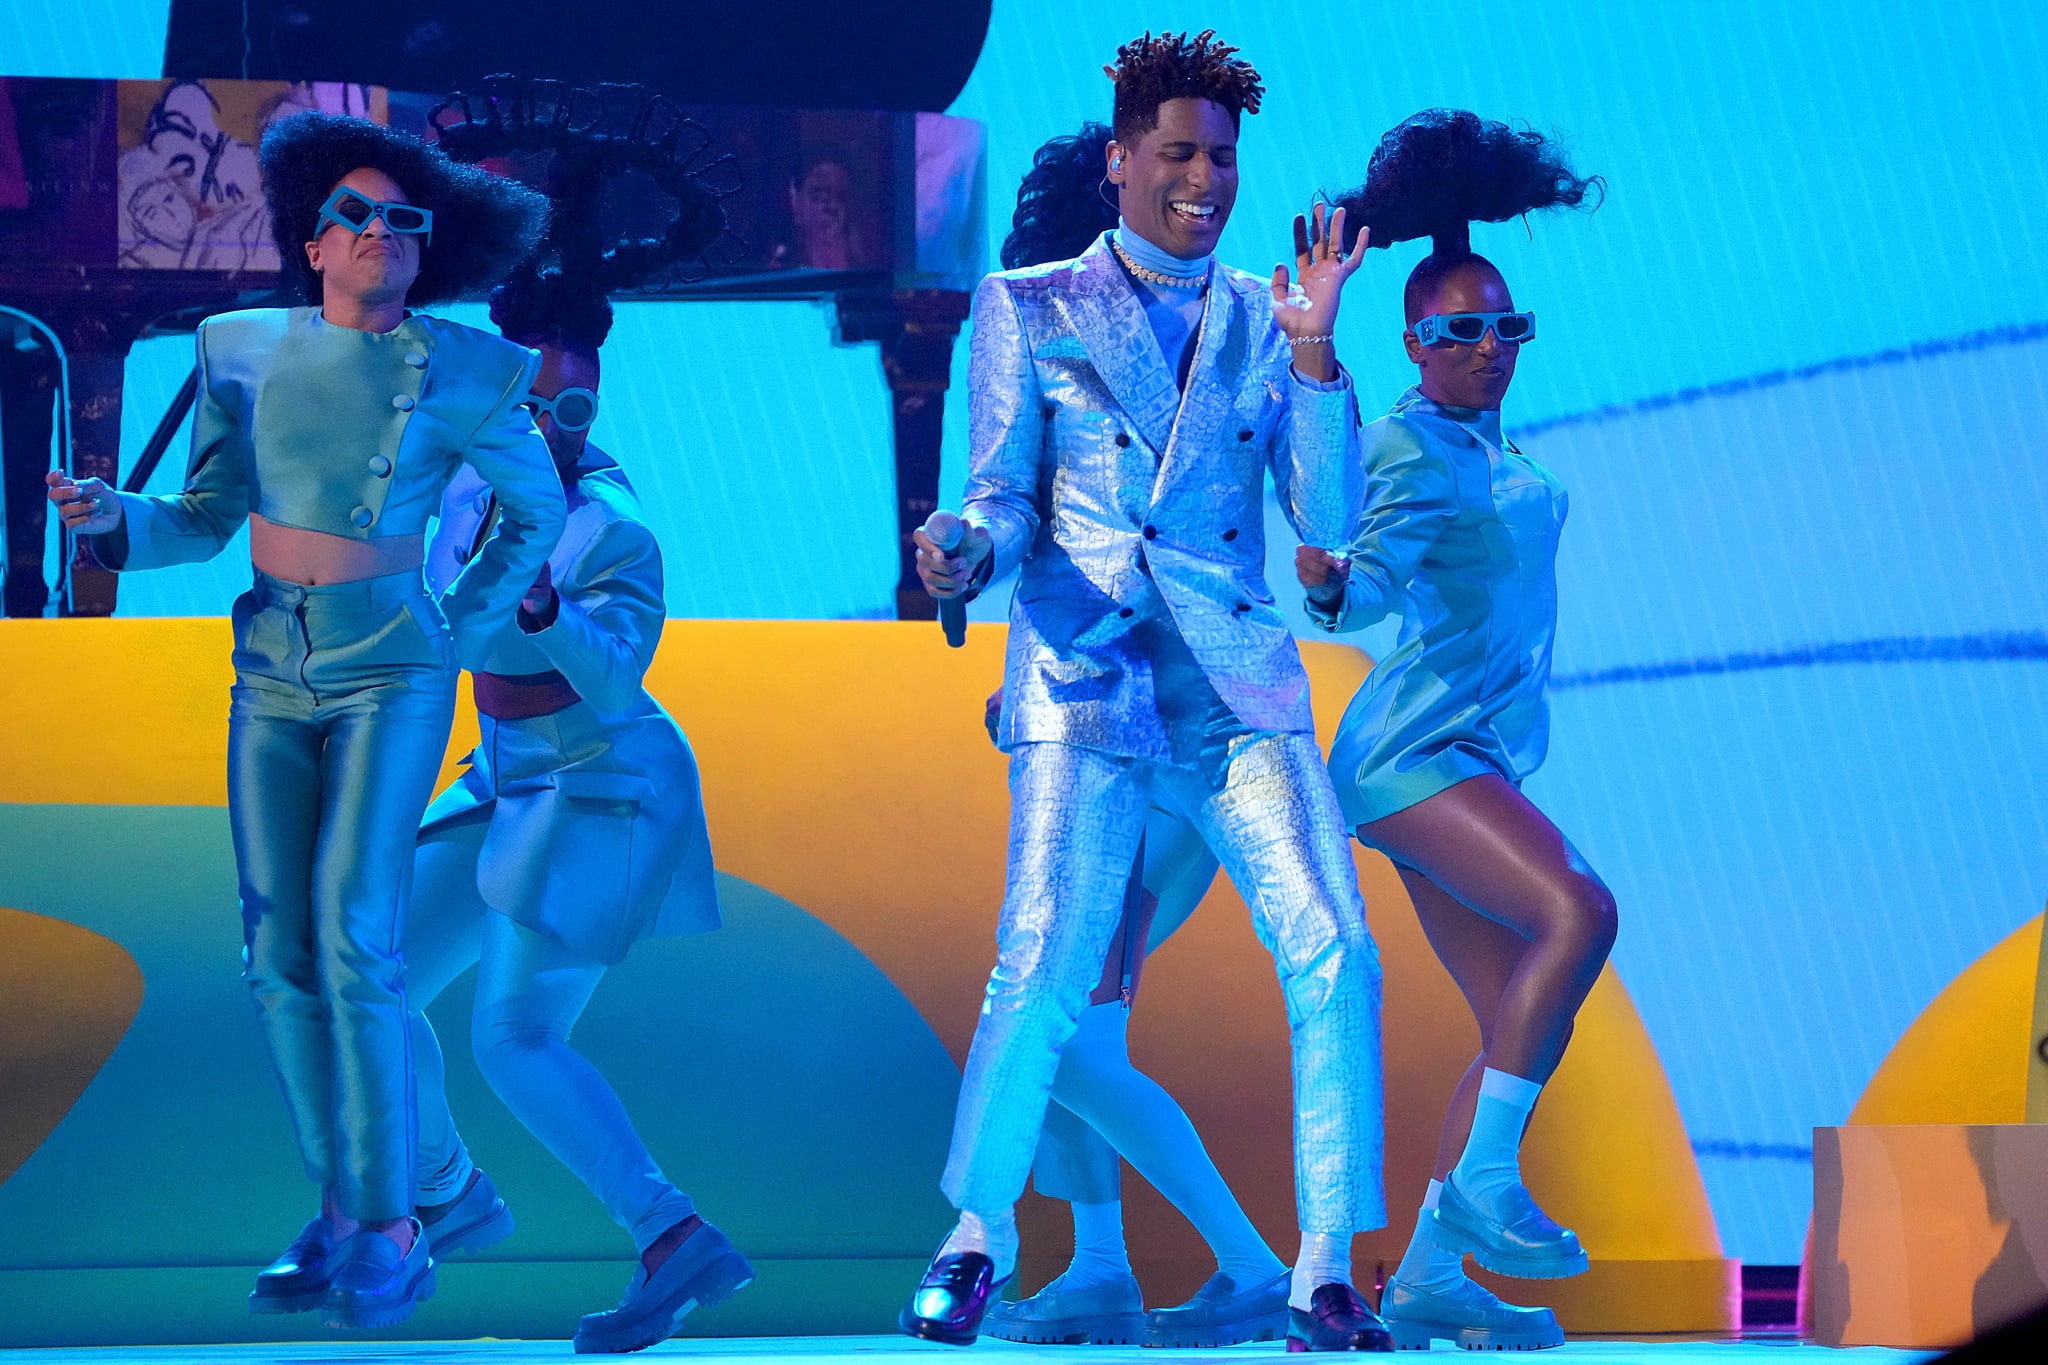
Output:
[0,907,145,1186]
[1847,913,2044,1127]
[0,618,1726,1330]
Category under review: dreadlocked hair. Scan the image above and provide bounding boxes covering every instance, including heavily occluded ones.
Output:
[259,111,549,307]
[1103,30,1264,145]
[429,76,741,296]
[488,269,614,362]
[1001,122,1117,270]
[1333,108,1603,321]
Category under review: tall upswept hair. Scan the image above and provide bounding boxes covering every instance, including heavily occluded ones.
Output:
[487,270,614,361]
[1104,30,1264,145]
[428,78,745,362]
[259,111,549,307]
[1001,122,1118,270]
[429,77,740,298]
[1337,108,1603,258]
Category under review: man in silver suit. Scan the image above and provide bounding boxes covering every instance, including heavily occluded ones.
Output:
[901,31,1391,1353]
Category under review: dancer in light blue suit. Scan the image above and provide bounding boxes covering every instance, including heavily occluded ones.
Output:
[47,112,561,1330]
[902,31,1390,1353]
[397,98,753,1354]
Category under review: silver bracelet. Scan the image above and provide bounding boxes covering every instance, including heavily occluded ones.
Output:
[1287,333,1334,346]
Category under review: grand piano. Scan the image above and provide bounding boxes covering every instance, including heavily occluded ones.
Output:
[0,0,991,618]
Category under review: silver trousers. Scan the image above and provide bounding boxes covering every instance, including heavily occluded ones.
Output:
[941,734,1386,1235]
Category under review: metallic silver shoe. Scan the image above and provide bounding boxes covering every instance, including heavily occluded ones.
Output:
[1381,1275,1564,1351]
[983,1271,1146,1345]
[1145,1269,1290,1347]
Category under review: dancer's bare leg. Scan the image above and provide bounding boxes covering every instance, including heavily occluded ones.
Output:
[1364,773,1615,1284]
[1363,775,1615,1088]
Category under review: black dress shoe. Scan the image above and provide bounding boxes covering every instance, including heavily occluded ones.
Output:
[322,1219,436,1330]
[1286,1283,1395,1352]
[898,1251,1011,1346]
[249,1217,334,1314]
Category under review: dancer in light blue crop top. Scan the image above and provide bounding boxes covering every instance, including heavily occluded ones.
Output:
[48,112,562,1331]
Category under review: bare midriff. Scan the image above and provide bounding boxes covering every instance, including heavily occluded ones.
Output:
[249,513,424,586]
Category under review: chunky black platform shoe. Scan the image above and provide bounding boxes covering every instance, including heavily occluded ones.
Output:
[898,1250,1011,1346]
[1286,1283,1396,1352]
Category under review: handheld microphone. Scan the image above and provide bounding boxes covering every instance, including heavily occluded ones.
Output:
[922,510,969,649]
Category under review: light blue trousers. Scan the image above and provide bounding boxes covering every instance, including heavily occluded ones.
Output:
[942,734,1387,1235]
[406,819,696,1255]
[232,568,456,1221]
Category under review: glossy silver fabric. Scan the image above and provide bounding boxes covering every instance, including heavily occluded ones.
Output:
[97,307,566,668]
[964,232,1365,759]
[942,729,1386,1235]
[1031,803,1219,1204]
[421,449,719,964]
[232,567,456,1221]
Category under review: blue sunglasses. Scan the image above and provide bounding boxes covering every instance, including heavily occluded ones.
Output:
[522,387,600,433]
[1414,311,1536,347]
[314,187,434,244]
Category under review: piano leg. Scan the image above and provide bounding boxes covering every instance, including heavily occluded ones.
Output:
[845,288,972,623]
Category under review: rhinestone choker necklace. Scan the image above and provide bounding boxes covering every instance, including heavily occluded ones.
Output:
[1111,231,1209,290]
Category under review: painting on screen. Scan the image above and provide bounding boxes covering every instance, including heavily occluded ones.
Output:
[115,79,384,273]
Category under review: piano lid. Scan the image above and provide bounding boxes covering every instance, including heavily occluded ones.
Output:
[0,77,985,304]
[164,0,992,114]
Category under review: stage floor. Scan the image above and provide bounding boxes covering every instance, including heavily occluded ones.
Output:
[0,1337,1934,1365]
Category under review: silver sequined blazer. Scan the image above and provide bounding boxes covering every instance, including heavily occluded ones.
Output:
[964,231,1364,760]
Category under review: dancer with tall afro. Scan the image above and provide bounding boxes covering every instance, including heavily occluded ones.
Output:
[47,110,564,1328]
[1297,108,1606,1352]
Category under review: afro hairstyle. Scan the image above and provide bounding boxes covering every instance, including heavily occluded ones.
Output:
[1337,108,1602,258]
[1334,108,1602,320]
[1104,30,1264,147]
[1001,122,1119,270]
[488,268,615,362]
[259,110,550,307]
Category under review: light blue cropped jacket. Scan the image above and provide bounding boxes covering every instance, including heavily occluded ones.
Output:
[92,306,566,664]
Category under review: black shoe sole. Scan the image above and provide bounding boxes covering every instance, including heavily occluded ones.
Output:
[323,1268,437,1330]
[1146,1318,1285,1348]
[573,1251,754,1354]
[249,1286,328,1315]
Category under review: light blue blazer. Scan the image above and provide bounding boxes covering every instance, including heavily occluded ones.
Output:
[421,449,720,965]
[962,232,1364,761]
[91,307,565,664]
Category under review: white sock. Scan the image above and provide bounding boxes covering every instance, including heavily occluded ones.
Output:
[1062,1200,1132,1287]
[1051,1003,1287,1291]
[1450,1068,1543,1205]
[1393,1179,1466,1293]
[940,1207,1019,1282]
[1290,1231,1351,1311]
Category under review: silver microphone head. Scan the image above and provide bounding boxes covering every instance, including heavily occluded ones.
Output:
[922,510,964,553]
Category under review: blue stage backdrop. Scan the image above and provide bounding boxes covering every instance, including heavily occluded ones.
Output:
[7,0,2045,1264]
